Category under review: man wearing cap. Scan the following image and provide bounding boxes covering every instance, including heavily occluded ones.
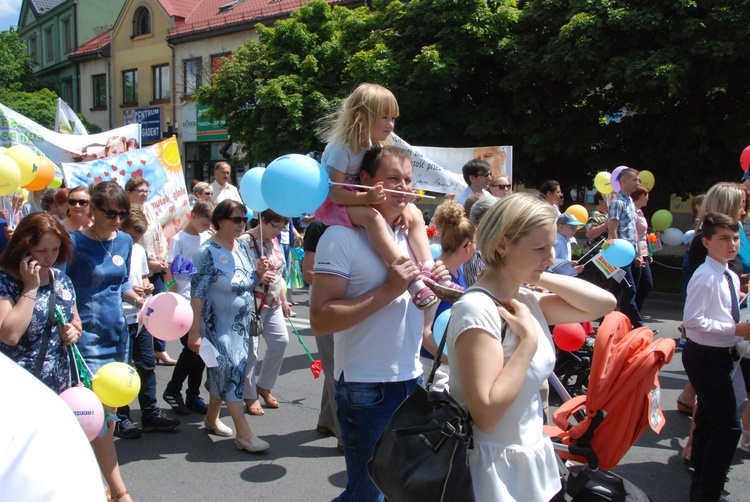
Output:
[553,213,585,276]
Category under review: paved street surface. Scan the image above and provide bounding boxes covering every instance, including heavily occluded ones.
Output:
[115,289,750,501]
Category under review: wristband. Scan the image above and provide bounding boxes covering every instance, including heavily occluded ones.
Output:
[21,292,37,301]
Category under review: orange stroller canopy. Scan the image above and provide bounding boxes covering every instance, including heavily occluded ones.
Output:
[546,311,676,470]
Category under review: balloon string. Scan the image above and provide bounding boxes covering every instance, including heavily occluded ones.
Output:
[287,318,314,363]
[329,181,437,199]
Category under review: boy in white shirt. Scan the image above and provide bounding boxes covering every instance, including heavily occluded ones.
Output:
[682,212,750,502]
[163,200,214,415]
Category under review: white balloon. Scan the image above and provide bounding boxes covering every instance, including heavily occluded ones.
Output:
[661,227,684,247]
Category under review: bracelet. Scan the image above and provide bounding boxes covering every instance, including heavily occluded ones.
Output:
[21,292,37,301]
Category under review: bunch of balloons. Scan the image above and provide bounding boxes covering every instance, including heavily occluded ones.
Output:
[239,154,330,218]
[0,144,61,197]
[592,167,655,195]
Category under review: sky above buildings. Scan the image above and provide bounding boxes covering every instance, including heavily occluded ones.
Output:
[0,0,22,32]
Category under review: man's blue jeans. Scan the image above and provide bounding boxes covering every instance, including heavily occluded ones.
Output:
[612,260,644,328]
[333,375,422,502]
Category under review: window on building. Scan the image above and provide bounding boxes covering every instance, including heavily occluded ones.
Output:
[210,53,232,84]
[183,58,202,96]
[45,27,53,61]
[60,80,73,103]
[153,64,170,100]
[28,36,37,63]
[93,74,107,108]
[123,69,138,104]
[132,6,151,36]
[62,18,72,53]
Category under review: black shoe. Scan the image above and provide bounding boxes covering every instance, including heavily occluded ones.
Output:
[142,410,181,432]
[114,418,143,439]
[163,388,190,415]
[186,396,208,414]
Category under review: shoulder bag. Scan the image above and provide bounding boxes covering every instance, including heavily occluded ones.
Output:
[248,234,266,338]
[33,270,57,379]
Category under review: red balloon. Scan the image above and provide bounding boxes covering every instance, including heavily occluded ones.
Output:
[741,146,750,171]
[552,323,587,352]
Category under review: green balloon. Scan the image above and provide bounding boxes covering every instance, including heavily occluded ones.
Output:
[651,209,673,231]
[49,177,63,188]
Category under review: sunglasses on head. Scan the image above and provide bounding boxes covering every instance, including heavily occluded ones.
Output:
[98,207,130,220]
[493,184,511,189]
[68,199,90,207]
[226,216,248,224]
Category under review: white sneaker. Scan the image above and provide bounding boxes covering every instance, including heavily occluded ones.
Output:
[235,435,270,452]
[203,418,233,437]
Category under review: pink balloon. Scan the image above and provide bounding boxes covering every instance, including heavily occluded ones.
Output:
[143,292,193,341]
[552,323,587,352]
[609,166,628,193]
[59,386,105,442]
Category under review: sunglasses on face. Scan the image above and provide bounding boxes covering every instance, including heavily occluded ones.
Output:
[493,184,511,189]
[98,207,130,220]
[479,173,492,178]
[203,191,213,196]
[68,199,90,207]
[225,216,248,224]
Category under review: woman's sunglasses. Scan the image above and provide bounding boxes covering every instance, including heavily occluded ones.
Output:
[68,199,90,207]
[98,207,130,220]
[225,216,248,224]
[493,184,511,189]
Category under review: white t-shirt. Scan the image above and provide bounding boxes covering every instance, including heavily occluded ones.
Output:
[314,224,423,382]
[211,180,242,204]
[321,141,366,179]
[123,242,149,323]
[167,230,211,299]
[0,352,106,502]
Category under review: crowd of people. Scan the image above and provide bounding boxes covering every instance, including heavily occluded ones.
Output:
[3,82,750,502]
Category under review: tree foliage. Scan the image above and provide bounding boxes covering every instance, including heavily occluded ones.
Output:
[0,28,34,93]
[0,88,58,129]
[198,0,750,197]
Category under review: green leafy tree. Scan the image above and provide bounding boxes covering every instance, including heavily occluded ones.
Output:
[0,88,57,129]
[0,28,34,93]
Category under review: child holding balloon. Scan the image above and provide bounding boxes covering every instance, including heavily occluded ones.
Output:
[318,83,460,310]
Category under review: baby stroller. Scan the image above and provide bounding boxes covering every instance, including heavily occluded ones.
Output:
[545,312,676,501]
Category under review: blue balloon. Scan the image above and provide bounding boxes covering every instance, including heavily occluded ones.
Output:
[682,229,695,246]
[261,154,329,217]
[601,238,635,267]
[246,206,254,221]
[430,243,443,260]
[240,168,268,212]
[432,309,451,356]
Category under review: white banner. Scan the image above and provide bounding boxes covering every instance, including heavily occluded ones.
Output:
[391,133,513,195]
[55,97,88,135]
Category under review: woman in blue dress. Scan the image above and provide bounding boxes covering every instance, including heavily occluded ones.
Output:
[67,181,141,502]
[0,213,81,394]
[188,199,271,453]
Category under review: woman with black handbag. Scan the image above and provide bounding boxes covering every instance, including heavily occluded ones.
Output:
[446,194,616,501]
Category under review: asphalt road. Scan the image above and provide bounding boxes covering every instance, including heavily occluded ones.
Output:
[114,289,750,501]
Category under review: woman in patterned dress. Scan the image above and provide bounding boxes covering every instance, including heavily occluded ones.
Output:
[188,200,271,452]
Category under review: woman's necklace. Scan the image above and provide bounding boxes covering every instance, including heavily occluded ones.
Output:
[213,234,235,251]
[90,228,115,259]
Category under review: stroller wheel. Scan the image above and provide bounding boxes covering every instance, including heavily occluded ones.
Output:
[555,355,591,397]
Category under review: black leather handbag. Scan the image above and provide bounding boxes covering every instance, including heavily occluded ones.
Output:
[367,313,475,502]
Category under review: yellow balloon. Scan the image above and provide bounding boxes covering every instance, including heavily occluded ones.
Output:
[0,155,21,196]
[24,156,56,191]
[565,204,589,227]
[5,145,39,187]
[92,362,141,407]
[594,171,613,194]
[639,170,655,190]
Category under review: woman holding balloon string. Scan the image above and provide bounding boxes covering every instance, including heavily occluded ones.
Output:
[445,193,616,501]
[420,199,476,392]
[60,186,92,233]
[240,208,291,416]
[0,212,81,393]
[67,181,140,502]
[188,199,270,452]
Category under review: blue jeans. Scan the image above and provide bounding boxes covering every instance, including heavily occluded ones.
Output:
[333,375,422,502]
[118,324,157,419]
[611,261,644,328]
[633,258,653,313]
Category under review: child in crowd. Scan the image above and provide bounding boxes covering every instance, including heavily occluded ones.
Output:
[551,213,585,276]
[317,83,461,309]
[682,212,750,502]
[163,200,215,415]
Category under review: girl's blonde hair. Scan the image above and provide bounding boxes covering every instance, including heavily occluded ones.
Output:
[320,83,399,152]
[700,182,746,222]
[432,199,475,254]
[477,193,557,270]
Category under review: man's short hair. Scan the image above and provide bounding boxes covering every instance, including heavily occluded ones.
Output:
[701,211,739,240]
[461,159,490,185]
[618,168,639,181]
[360,146,411,179]
[539,180,560,196]
[214,161,230,172]
[594,191,605,205]
[191,200,215,219]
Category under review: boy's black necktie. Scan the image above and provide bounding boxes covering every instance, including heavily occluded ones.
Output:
[724,271,740,323]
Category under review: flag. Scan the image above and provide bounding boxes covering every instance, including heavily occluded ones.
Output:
[55,97,88,135]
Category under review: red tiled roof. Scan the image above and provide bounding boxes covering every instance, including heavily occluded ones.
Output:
[69,30,111,58]
[167,0,355,39]
[158,0,204,21]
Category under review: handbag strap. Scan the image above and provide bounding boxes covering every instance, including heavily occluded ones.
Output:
[427,288,507,389]
[33,269,56,378]
[249,234,270,312]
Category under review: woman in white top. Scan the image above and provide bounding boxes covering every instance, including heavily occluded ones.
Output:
[446,193,615,502]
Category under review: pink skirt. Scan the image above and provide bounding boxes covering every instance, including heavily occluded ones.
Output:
[316,186,359,227]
